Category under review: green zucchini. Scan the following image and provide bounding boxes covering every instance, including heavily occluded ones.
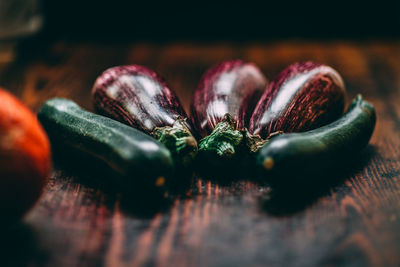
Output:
[38,98,174,195]
[256,94,376,187]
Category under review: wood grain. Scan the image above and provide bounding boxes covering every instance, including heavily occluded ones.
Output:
[1,40,400,267]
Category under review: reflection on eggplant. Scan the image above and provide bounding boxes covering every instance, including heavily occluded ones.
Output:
[191,60,268,137]
[250,61,346,139]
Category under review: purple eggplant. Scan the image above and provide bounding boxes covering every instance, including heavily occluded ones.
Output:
[249,61,346,139]
[92,65,197,168]
[191,60,268,160]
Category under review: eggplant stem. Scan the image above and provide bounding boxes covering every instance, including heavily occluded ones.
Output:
[198,113,279,160]
[243,130,269,154]
[152,118,198,167]
[198,114,243,158]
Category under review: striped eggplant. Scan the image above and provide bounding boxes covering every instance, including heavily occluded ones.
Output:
[191,60,268,160]
[249,61,346,139]
[92,65,197,169]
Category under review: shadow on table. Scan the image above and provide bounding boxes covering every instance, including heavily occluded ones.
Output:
[52,145,173,219]
[193,153,254,186]
[259,146,377,216]
[0,222,47,266]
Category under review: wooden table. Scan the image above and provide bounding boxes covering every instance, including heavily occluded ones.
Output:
[1,40,400,267]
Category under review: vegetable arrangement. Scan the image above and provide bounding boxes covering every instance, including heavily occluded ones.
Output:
[36,60,375,198]
[0,59,376,224]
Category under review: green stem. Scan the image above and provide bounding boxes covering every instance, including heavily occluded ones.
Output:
[198,114,243,159]
[198,114,282,162]
[152,118,198,168]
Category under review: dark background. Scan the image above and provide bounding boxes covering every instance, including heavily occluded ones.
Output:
[42,1,400,41]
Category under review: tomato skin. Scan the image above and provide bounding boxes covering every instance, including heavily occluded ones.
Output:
[0,88,51,223]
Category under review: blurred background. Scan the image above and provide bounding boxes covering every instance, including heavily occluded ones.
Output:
[1,1,399,42]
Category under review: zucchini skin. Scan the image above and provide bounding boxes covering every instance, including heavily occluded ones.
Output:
[256,94,376,186]
[38,98,174,194]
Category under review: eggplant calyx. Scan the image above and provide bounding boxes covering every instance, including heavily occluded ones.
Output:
[243,130,284,153]
[198,114,243,158]
[152,118,198,167]
[243,130,268,153]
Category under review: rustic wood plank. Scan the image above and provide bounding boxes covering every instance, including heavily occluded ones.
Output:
[0,40,400,267]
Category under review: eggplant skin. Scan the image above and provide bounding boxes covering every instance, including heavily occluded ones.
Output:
[249,61,346,139]
[92,65,191,134]
[191,60,268,138]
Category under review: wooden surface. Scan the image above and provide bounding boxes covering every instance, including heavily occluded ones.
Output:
[1,40,400,267]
